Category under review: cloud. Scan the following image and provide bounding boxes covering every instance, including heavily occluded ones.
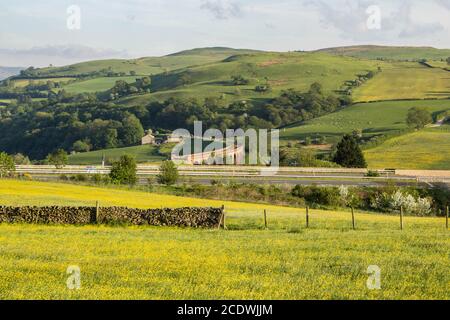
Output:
[0,45,128,59]
[0,44,129,67]
[434,0,450,10]
[200,0,242,20]
[304,0,445,41]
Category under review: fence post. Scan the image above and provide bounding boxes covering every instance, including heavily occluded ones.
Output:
[219,205,226,230]
[306,206,310,228]
[446,206,449,230]
[400,206,404,231]
[351,206,356,230]
[264,209,268,229]
[95,201,100,224]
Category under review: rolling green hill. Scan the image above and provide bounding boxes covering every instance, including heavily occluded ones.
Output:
[3,46,450,169]
[22,47,260,78]
[119,52,384,106]
[317,45,450,61]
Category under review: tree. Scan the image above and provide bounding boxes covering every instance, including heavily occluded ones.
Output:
[121,114,144,146]
[157,161,179,186]
[177,72,192,86]
[109,155,137,185]
[46,149,68,169]
[255,84,271,93]
[333,134,367,168]
[13,153,31,165]
[304,137,312,146]
[406,107,432,129]
[0,152,15,178]
[309,82,323,95]
[446,57,450,65]
[231,75,249,86]
[72,140,91,153]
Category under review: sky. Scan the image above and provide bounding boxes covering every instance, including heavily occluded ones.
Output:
[1,0,450,67]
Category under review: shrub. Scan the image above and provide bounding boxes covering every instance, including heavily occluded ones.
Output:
[109,155,138,185]
[292,185,341,207]
[231,75,249,86]
[13,153,31,165]
[157,161,179,186]
[46,149,68,169]
[72,140,91,153]
[70,174,87,182]
[366,170,380,177]
[255,84,271,93]
[371,189,432,216]
[0,152,15,178]
[90,174,103,184]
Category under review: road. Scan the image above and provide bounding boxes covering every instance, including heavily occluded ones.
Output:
[16,165,450,187]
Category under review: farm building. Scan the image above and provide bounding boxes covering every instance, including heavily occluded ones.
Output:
[141,130,156,145]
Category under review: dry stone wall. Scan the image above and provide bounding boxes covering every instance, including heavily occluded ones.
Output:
[0,206,223,228]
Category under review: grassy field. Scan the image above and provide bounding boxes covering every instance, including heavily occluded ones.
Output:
[353,63,450,102]
[11,77,75,88]
[427,61,450,69]
[68,145,165,165]
[0,180,449,300]
[365,126,450,170]
[62,76,137,94]
[281,100,450,143]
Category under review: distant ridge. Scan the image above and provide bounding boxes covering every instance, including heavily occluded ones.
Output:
[167,47,262,57]
[314,45,450,60]
[0,66,23,80]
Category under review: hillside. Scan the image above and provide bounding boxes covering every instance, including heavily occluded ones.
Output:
[316,45,450,61]
[281,100,450,143]
[117,51,383,106]
[352,62,450,102]
[19,47,259,78]
[1,45,450,169]
[365,125,450,170]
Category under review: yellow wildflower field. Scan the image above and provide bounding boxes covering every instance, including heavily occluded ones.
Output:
[0,180,448,300]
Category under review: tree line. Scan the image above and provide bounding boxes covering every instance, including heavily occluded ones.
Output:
[0,83,352,160]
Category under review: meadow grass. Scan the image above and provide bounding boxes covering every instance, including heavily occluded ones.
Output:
[427,61,450,69]
[62,76,137,94]
[11,77,75,88]
[0,180,449,300]
[365,126,450,170]
[353,63,450,102]
[68,145,165,165]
